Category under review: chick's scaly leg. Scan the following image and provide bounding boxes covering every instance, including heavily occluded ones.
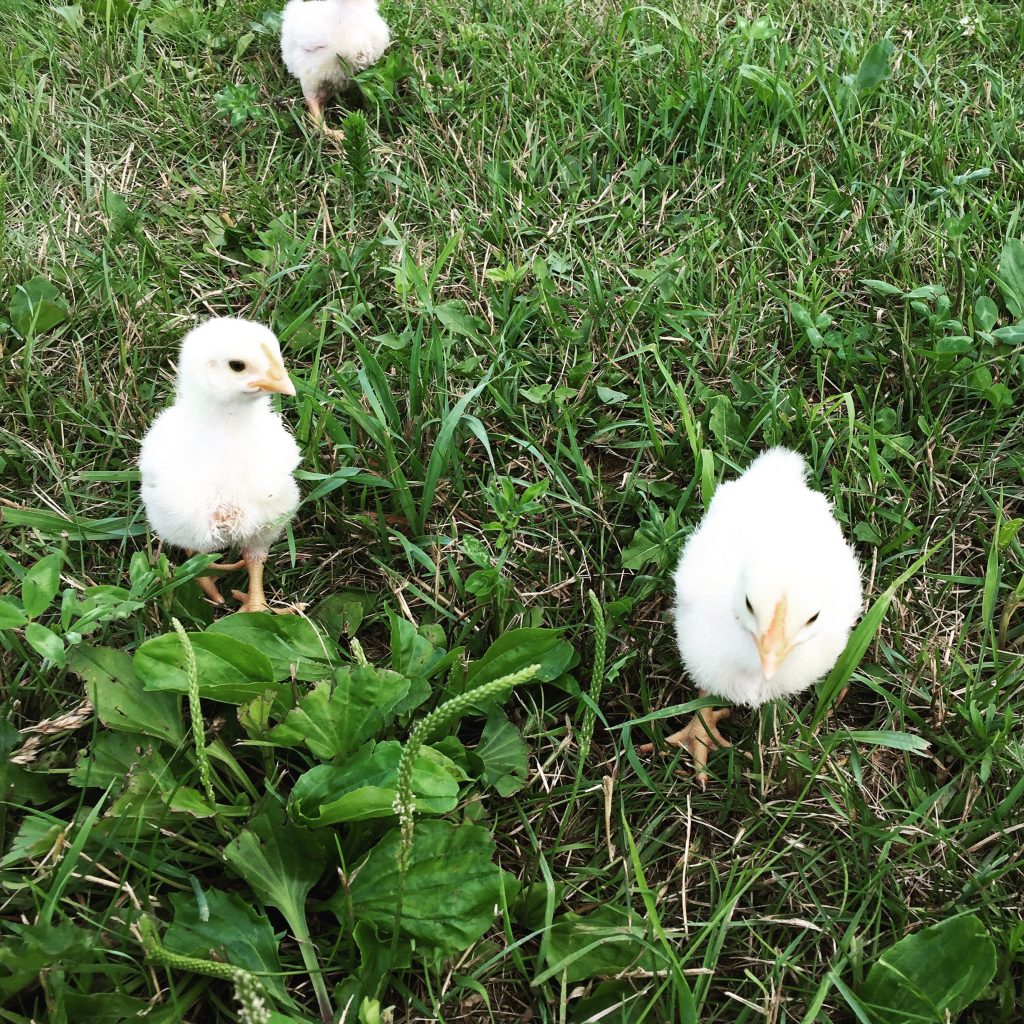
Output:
[232,550,270,613]
[305,93,345,142]
[637,691,733,788]
[231,551,301,615]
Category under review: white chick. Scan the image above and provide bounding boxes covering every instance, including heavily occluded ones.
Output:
[280,0,390,140]
[139,318,301,613]
[640,448,863,785]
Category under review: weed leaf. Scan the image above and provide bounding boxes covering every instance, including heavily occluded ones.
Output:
[342,820,517,955]
[538,906,666,985]
[10,277,68,337]
[860,914,996,1022]
[22,552,62,619]
[165,888,287,1001]
[69,645,183,745]
[854,40,894,94]
[474,710,529,796]
[995,238,1024,318]
[135,631,276,703]
[270,666,410,759]
[289,740,460,825]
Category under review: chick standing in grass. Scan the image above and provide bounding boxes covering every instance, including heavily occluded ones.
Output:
[280,0,390,141]
[139,318,301,613]
[639,448,863,785]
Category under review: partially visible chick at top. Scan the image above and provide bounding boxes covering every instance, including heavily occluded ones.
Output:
[280,0,390,141]
[639,448,863,786]
[138,317,303,614]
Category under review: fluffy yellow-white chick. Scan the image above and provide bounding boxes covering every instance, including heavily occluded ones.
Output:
[139,318,301,613]
[280,0,390,140]
[641,448,863,784]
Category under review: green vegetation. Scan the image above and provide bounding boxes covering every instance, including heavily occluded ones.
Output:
[2,0,1023,1021]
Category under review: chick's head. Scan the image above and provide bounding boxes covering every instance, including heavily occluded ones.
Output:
[734,523,862,682]
[176,318,296,404]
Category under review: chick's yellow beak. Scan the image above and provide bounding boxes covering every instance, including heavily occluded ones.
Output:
[757,597,792,680]
[252,374,296,396]
[252,343,297,396]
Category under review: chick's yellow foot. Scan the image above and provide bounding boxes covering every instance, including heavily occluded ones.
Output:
[638,706,733,788]
[230,550,302,615]
[305,95,345,142]
[229,590,302,615]
[196,574,226,605]
[188,552,246,606]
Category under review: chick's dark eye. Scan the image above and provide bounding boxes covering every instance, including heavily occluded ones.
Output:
[806,612,820,625]
[745,596,754,614]
[229,360,246,372]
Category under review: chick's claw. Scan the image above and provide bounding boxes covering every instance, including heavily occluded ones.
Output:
[637,707,734,788]
[196,575,227,605]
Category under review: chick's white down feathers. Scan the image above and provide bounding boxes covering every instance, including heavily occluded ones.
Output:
[280,0,390,102]
[139,319,301,558]
[673,448,863,707]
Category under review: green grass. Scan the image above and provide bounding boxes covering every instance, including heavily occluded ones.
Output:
[2,0,1024,1020]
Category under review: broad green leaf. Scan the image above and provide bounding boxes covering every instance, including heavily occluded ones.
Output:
[998,518,1024,549]
[620,522,665,570]
[995,238,1024,319]
[69,732,169,790]
[22,552,62,619]
[209,612,337,681]
[54,4,85,29]
[289,741,460,825]
[433,299,485,337]
[903,285,945,300]
[223,814,334,1020]
[269,666,410,759]
[737,64,796,118]
[596,386,627,404]
[388,612,451,679]
[51,993,154,1022]
[540,906,666,985]
[24,623,64,666]
[0,814,63,869]
[861,279,904,297]
[165,787,217,819]
[9,277,69,337]
[223,813,328,932]
[707,395,741,449]
[342,820,517,956]
[991,324,1024,344]
[466,627,574,689]
[934,336,972,355]
[860,914,996,1023]
[474,710,528,796]
[853,521,883,546]
[0,600,28,629]
[165,888,287,1001]
[68,645,183,746]
[312,590,376,638]
[854,39,894,95]
[974,295,998,333]
[0,922,94,1001]
[135,631,276,704]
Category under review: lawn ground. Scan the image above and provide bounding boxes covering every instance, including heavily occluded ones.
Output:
[2,0,1024,1021]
